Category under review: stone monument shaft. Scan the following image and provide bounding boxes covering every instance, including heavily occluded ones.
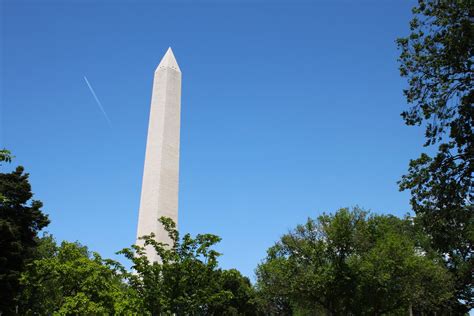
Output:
[136,48,181,261]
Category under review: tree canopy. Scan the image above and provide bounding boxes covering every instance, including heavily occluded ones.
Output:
[119,217,260,315]
[397,0,473,311]
[256,208,453,315]
[0,162,50,314]
[19,237,136,315]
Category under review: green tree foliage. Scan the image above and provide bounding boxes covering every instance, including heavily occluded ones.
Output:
[0,149,12,165]
[213,269,260,315]
[119,217,259,315]
[256,208,453,315]
[18,217,258,315]
[19,236,139,315]
[0,149,13,204]
[396,0,473,311]
[0,162,50,314]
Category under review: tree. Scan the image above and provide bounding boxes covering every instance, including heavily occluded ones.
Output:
[119,217,257,315]
[396,0,473,311]
[256,208,453,315]
[210,269,260,315]
[0,162,50,314]
[19,236,139,315]
[19,218,258,315]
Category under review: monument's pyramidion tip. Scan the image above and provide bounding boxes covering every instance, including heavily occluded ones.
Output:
[156,47,181,72]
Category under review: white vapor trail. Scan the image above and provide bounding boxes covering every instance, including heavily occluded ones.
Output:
[83,76,112,127]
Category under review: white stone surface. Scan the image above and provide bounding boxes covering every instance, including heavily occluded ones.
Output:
[136,47,182,262]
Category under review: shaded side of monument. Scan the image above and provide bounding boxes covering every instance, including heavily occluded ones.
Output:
[136,47,182,262]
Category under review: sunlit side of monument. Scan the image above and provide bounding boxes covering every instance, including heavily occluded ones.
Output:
[136,48,182,262]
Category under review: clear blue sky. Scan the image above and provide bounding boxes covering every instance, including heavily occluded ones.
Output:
[2,0,422,279]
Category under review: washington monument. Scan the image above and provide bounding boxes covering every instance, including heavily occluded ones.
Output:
[136,47,182,262]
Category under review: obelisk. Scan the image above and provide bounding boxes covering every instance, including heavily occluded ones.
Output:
[136,47,181,262]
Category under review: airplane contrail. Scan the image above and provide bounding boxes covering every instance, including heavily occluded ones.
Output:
[83,76,112,127]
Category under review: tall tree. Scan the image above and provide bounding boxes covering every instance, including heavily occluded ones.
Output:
[119,217,258,315]
[0,155,50,314]
[19,237,138,315]
[256,208,453,315]
[397,0,473,311]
